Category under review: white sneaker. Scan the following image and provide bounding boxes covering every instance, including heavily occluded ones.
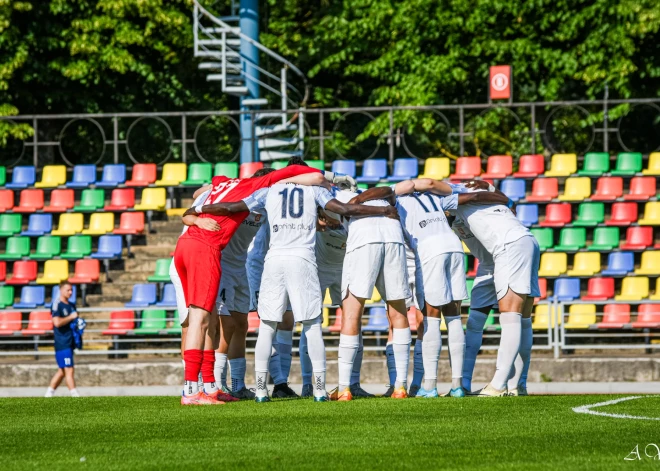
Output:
[472,383,508,397]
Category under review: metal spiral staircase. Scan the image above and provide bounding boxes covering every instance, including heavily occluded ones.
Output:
[193,1,309,161]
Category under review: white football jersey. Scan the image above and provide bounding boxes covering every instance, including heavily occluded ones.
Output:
[315,227,348,267]
[243,184,333,263]
[247,220,269,275]
[452,218,495,268]
[221,212,264,269]
[180,190,211,236]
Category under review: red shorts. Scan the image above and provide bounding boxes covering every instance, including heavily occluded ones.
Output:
[173,236,222,313]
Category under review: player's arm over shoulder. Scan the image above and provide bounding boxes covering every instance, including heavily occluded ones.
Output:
[323,195,399,220]
[347,186,395,205]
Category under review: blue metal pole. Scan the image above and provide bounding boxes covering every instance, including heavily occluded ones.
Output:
[240,0,259,164]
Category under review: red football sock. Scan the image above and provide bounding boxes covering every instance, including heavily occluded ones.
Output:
[184,349,203,382]
[201,350,216,384]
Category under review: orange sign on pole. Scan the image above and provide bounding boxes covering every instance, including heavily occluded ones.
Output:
[489,66,512,102]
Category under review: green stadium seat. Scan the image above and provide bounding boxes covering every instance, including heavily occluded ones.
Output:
[0,286,15,309]
[483,311,497,330]
[133,309,167,335]
[0,236,30,260]
[573,202,605,227]
[214,162,239,178]
[306,160,325,171]
[182,163,212,186]
[271,161,287,170]
[147,258,172,282]
[164,319,182,335]
[0,166,5,186]
[530,228,554,251]
[0,214,22,237]
[74,189,105,212]
[577,152,610,176]
[61,235,93,259]
[465,278,474,305]
[610,152,642,176]
[588,227,619,251]
[29,236,61,260]
[357,183,369,190]
[554,227,586,251]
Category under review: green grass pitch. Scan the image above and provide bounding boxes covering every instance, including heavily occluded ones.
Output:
[2,395,659,470]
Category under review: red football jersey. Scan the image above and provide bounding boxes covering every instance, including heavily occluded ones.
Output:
[182,164,320,249]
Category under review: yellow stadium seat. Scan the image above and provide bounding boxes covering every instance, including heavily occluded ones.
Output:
[166,208,187,217]
[135,188,167,211]
[35,165,67,188]
[564,304,597,329]
[82,212,114,235]
[418,158,450,180]
[615,276,649,301]
[322,308,330,328]
[532,304,560,330]
[155,163,187,186]
[634,252,660,276]
[462,241,470,254]
[36,260,69,284]
[538,252,567,277]
[51,213,84,236]
[366,288,382,305]
[558,177,591,201]
[642,152,660,176]
[637,202,660,225]
[566,252,601,276]
[323,289,332,306]
[545,154,577,177]
[649,278,660,301]
[440,317,447,331]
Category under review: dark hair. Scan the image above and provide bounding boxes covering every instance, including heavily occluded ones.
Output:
[252,168,277,177]
[59,280,72,289]
[286,157,307,167]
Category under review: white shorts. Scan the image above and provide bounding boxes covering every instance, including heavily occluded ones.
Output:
[493,235,541,300]
[469,263,498,310]
[405,249,424,310]
[341,243,411,302]
[169,261,188,326]
[216,264,250,316]
[421,252,468,306]
[319,264,343,306]
[258,256,322,323]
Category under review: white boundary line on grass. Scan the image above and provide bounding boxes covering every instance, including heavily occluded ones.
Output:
[572,396,660,421]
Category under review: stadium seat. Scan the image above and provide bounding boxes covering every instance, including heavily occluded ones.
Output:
[91,235,123,259]
[74,189,105,213]
[29,236,61,260]
[532,304,559,330]
[615,276,649,301]
[270,161,287,170]
[588,227,619,251]
[642,152,660,176]
[45,285,77,308]
[214,162,239,178]
[147,258,172,282]
[306,160,325,171]
[0,189,13,212]
[545,154,577,177]
[60,235,92,259]
[35,165,66,188]
[356,159,387,183]
[418,158,450,179]
[638,202,660,225]
[114,212,145,235]
[331,160,356,178]
[134,188,166,211]
[155,284,177,308]
[96,164,126,188]
[538,278,547,300]
[651,279,660,301]
[22,311,53,335]
[0,236,30,260]
[610,152,642,176]
[125,163,157,187]
[601,252,634,276]
[566,252,600,276]
[558,177,591,201]
[134,309,168,334]
[539,203,572,227]
[633,304,660,328]
[516,204,538,227]
[182,163,212,186]
[13,286,46,309]
[538,252,567,277]
[0,166,5,186]
[634,252,660,275]
[500,179,526,202]
[624,176,656,201]
[6,166,36,189]
[21,214,53,237]
[247,311,260,333]
[620,226,653,250]
[0,261,5,282]
[44,189,75,213]
[598,304,631,329]
[102,311,135,335]
[577,152,610,176]
[513,154,544,178]
[387,158,418,182]
[450,156,481,179]
[66,164,97,189]
[573,202,604,227]
[591,177,623,201]
[526,178,558,202]
[104,189,135,211]
[363,307,388,332]
[552,278,580,301]
[481,155,512,179]
[13,189,44,213]
[6,260,37,285]
[583,277,615,301]
[0,311,22,335]
[564,304,597,329]
[0,286,14,309]
[530,228,554,251]
[125,284,157,308]
[0,213,22,237]
[69,259,101,284]
[239,162,263,178]
[82,212,114,235]
[554,227,586,251]
[605,202,637,226]
[36,260,69,284]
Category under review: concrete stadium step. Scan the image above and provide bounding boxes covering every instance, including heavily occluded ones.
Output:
[84,294,132,307]
[128,246,175,259]
[144,233,180,247]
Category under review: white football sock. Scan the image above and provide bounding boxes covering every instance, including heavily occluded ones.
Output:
[268,337,286,385]
[70,388,80,398]
[462,310,488,391]
[411,339,424,389]
[385,342,396,386]
[509,317,533,389]
[392,328,412,389]
[299,330,313,386]
[276,330,294,381]
[255,320,278,398]
[214,352,228,389]
[491,312,522,390]
[45,387,55,398]
[445,315,465,389]
[422,317,441,391]
[229,358,246,391]
[350,333,364,386]
[302,319,326,398]
[338,334,359,390]
[184,380,199,396]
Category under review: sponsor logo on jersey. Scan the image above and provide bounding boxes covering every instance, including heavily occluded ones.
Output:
[419,216,442,228]
[272,222,315,232]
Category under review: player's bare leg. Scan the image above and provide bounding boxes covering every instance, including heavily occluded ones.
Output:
[64,367,77,397]
[335,291,366,401]
[442,300,466,397]
[271,311,298,398]
[386,299,412,399]
[507,297,534,396]
[46,368,65,397]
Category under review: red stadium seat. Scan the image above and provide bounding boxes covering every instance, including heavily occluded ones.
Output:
[329,308,343,333]
[69,259,101,284]
[44,189,75,212]
[481,156,513,179]
[247,311,260,333]
[467,258,478,277]
[0,312,22,335]
[598,304,631,329]
[0,261,5,282]
[623,176,656,201]
[125,163,157,187]
[13,189,44,213]
[605,202,638,226]
[6,260,38,285]
[104,189,136,211]
[239,162,264,179]
[22,311,53,335]
[582,278,615,301]
[620,226,653,250]
[513,154,545,178]
[102,311,135,335]
[450,157,481,179]
[539,203,572,227]
[113,212,145,235]
[0,190,14,212]
[591,177,623,201]
[526,178,558,202]
[632,304,660,329]
[537,278,547,300]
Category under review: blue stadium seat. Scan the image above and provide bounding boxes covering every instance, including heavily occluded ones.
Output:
[66,165,97,189]
[96,164,126,188]
[601,252,634,276]
[91,235,123,259]
[6,166,36,190]
[155,283,177,308]
[331,160,356,178]
[45,285,78,308]
[356,159,387,184]
[362,307,389,332]
[516,204,538,227]
[387,158,418,182]
[21,214,53,237]
[500,179,526,202]
[14,286,46,309]
[553,278,580,301]
[125,284,157,308]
